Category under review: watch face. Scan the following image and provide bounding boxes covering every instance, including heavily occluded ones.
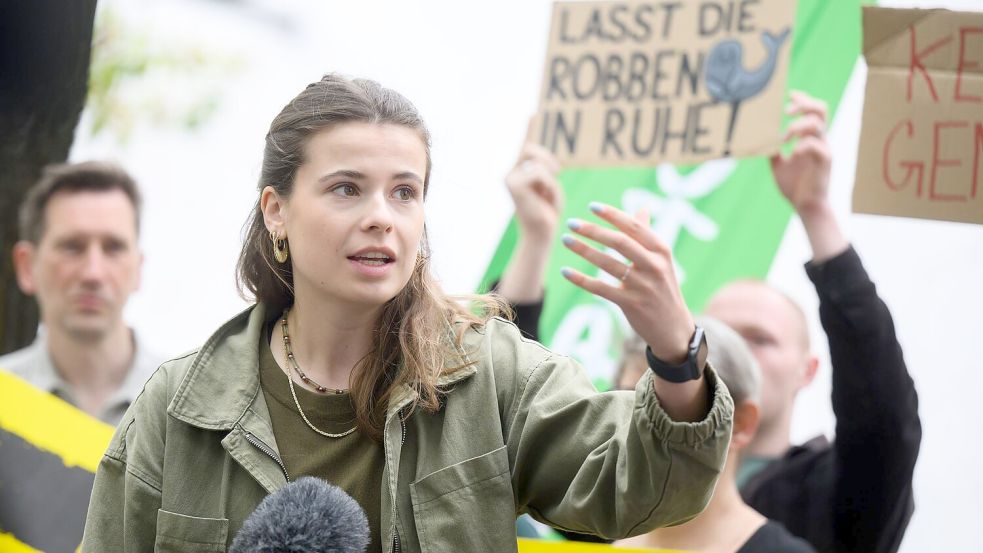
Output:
[694,327,709,374]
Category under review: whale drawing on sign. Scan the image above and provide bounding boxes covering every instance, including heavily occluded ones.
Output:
[705,28,791,157]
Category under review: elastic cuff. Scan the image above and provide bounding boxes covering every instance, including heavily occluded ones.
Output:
[635,362,734,447]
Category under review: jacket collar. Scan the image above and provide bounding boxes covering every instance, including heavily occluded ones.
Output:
[168,305,267,430]
[169,304,478,430]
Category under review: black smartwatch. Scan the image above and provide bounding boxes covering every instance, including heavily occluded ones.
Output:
[645,326,708,383]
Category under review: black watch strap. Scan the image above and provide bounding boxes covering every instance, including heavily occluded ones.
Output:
[645,326,708,383]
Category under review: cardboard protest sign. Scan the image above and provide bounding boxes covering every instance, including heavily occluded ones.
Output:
[0,370,114,553]
[532,0,797,167]
[855,7,983,225]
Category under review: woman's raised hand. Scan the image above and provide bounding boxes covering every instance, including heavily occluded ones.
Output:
[561,202,695,365]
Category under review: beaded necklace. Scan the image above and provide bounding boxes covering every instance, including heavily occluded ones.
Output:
[279,310,356,438]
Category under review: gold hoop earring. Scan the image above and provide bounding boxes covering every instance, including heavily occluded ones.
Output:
[270,230,289,263]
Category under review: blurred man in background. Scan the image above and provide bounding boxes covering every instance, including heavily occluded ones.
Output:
[0,161,162,424]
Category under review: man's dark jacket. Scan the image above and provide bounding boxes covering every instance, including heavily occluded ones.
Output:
[739,247,920,553]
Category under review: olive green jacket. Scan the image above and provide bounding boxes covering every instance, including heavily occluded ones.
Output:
[81,305,733,553]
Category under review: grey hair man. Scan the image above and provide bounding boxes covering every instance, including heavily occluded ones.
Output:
[616,316,814,553]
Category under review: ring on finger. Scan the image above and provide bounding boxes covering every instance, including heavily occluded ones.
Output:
[620,263,632,281]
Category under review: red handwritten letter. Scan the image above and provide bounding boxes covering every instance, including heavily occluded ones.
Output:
[882,119,923,195]
[908,25,952,102]
[930,121,968,202]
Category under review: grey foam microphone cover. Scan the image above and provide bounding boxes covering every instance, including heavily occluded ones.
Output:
[229,476,370,553]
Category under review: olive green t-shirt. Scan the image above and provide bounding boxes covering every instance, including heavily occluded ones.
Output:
[258,328,385,552]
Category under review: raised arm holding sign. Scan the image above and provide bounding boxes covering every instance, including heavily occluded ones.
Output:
[708,92,922,553]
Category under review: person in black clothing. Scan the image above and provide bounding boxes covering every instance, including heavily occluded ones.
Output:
[616,316,815,553]
[703,92,921,553]
[496,91,920,553]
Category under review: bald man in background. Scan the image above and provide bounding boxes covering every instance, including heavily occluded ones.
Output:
[0,161,162,424]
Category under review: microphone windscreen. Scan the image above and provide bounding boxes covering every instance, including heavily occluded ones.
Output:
[229,476,370,553]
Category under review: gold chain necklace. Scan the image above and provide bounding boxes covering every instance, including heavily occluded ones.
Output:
[280,310,357,438]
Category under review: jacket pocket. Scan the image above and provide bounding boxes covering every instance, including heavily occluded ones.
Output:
[154,509,228,553]
[410,445,516,552]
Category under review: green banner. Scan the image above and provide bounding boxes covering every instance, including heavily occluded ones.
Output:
[481,0,870,389]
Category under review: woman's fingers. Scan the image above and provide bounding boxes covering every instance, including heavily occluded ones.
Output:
[561,200,696,364]
[585,202,671,256]
[566,217,651,269]
[565,204,676,292]
[562,234,632,282]
[560,266,621,304]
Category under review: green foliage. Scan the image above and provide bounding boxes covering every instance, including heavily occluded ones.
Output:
[85,7,243,142]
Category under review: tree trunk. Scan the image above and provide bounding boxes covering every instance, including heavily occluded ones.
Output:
[0,0,98,354]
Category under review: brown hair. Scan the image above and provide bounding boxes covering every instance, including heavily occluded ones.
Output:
[18,161,142,243]
[694,315,761,405]
[236,74,506,441]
